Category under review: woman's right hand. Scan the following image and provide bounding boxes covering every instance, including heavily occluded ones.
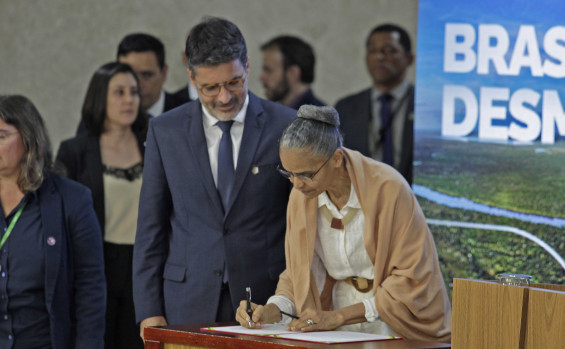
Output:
[236,302,282,328]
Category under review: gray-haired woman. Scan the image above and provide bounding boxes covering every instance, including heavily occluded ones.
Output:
[236,105,451,343]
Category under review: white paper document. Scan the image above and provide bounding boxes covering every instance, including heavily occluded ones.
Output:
[201,324,399,344]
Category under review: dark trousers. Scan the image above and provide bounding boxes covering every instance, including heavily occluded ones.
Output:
[104,243,144,349]
[215,283,235,322]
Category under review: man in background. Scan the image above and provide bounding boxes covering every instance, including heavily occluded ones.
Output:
[133,17,295,338]
[260,35,325,109]
[171,31,199,103]
[335,24,414,185]
[118,33,189,117]
[76,33,188,134]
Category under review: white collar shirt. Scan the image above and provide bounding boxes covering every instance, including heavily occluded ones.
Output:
[315,184,373,280]
[146,89,166,117]
[314,185,383,327]
[267,185,387,329]
[201,94,249,187]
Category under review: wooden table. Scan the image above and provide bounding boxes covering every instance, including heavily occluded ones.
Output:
[144,323,451,349]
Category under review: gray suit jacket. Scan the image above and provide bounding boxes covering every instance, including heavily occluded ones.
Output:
[335,84,414,185]
[132,92,295,324]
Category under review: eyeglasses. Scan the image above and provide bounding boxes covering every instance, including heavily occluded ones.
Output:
[198,77,246,97]
[277,156,332,183]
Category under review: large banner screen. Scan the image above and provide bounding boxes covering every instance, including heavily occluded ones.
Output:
[415,0,565,293]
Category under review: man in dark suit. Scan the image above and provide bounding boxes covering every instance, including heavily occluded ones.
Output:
[260,36,325,109]
[170,43,199,103]
[132,17,296,338]
[170,82,197,104]
[117,33,189,117]
[335,24,414,185]
[76,33,189,135]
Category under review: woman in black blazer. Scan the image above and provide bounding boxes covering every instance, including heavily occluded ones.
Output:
[0,95,105,348]
[56,62,147,349]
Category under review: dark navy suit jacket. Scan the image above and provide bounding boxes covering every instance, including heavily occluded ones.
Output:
[38,174,106,348]
[132,92,295,324]
[335,84,414,185]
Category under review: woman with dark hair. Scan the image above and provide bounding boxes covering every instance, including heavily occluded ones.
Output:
[56,62,147,349]
[236,105,451,342]
[0,95,105,348]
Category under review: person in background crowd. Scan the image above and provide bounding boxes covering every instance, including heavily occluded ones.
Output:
[0,95,105,348]
[117,33,189,116]
[335,24,414,185]
[237,105,451,343]
[171,30,199,103]
[260,35,325,109]
[57,62,147,349]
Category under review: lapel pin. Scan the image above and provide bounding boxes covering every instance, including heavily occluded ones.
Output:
[251,166,259,175]
[47,237,56,246]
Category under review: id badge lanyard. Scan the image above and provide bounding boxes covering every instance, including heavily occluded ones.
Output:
[0,202,27,251]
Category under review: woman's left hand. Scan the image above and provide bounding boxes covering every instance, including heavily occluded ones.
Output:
[287,308,344,332]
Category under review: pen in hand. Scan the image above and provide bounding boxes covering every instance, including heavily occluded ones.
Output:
[279,310,300,320]
[246,287,253,327]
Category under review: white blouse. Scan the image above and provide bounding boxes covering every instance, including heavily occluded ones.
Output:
[268,185,395,335]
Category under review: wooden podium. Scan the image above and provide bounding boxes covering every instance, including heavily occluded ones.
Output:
[143,323,451,349]
[452,279,565,349]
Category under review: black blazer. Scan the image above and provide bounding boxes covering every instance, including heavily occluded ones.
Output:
[167,88,191,108]
[38,174,106,348]
[335,84,414,185]
[55,132,146,237]
[289,88,326,110]
[164,91,189,111]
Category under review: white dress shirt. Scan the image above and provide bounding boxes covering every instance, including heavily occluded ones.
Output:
[201,94,250,186]
[188,82,199,100]
[146,89,166,118]
[268,185,395,335]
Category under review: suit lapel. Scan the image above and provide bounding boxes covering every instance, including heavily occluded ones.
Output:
[86,137,105,234]
[401,84,414,180]
[39,178,63,313]
[185,103,224,214]
[224,94,265,215]
[362,89,373,156]
[364,88,373,120]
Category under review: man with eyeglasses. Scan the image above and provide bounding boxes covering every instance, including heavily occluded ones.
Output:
[335,24,415,185]
[132,16,296,339]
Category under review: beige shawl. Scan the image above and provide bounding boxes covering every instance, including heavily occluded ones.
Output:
[275,148,452,343]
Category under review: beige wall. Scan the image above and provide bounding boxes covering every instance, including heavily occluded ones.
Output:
[0,0,418,151]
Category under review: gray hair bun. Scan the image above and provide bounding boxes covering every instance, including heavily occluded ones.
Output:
[297,105,340,127]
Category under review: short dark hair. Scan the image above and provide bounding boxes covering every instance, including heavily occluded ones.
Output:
[185,16,247,75]
[117,33,166,70]
[0,95,53,192]
[366,24,412,54]
[81,62,148,137]
[261,35,316,84]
